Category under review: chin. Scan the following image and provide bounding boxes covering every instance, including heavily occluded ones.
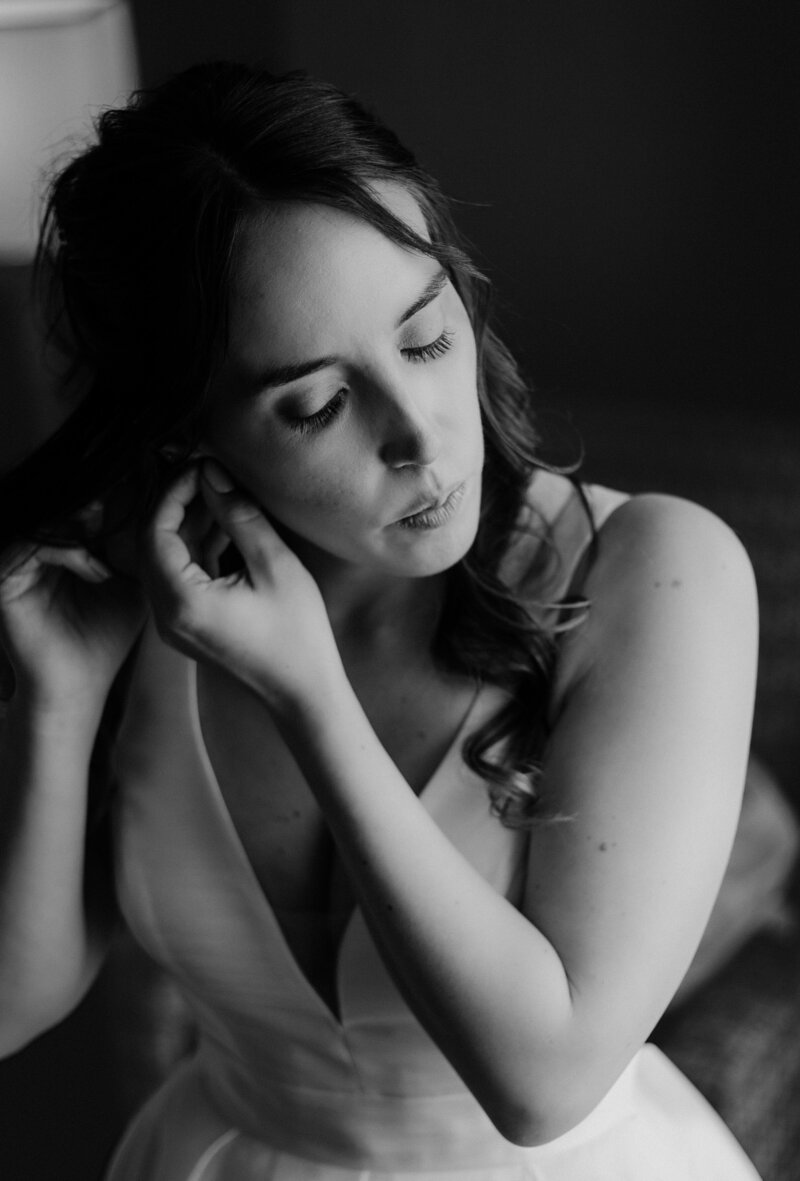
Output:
[390,513,481,578]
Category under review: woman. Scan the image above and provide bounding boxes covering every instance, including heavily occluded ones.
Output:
[0,62,761,1179]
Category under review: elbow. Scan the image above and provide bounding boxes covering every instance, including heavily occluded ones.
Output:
[489,1098,589,1149]
[481,1054,622,1148]
[486,1100,549,1148]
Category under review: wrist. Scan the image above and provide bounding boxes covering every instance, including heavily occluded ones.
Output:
[256,644,350,729]
[4,683,107,742]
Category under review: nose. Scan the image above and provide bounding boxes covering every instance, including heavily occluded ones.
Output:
[377,389,442,470]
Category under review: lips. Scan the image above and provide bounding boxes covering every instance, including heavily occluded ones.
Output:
[394,481,467,530]
[397,482,461,523]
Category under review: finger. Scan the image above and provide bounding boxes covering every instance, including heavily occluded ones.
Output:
[147,467,204,579]
[35,546,113,583]
[174,488,218,581]
[150,465,202,537]
[0,543,111,593]
[200,461,287,581]
[182,493,215,550]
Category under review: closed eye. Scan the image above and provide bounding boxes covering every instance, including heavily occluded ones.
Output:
[285,388,348,435]
[402,328,455,363]
[285,327,456,436]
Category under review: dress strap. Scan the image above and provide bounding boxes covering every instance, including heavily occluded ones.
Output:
[553,482,629,605]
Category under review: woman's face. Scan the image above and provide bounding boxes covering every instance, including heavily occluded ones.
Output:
[201,185,484,581]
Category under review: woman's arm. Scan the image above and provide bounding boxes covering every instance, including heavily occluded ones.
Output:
[0,544,144,1055]
[0,696,112,1054]
[149,469,757,1146]
[516,493,758,1132]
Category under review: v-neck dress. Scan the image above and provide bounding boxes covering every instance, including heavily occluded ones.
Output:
[105,481,761,1181]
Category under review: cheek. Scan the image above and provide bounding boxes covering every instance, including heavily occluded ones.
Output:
[453,346,482,436]
[279,475,351,518]
[201,414,286,507]
[225,435,366,528]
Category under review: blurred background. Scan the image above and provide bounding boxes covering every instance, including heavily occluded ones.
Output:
[0,2,798,1178]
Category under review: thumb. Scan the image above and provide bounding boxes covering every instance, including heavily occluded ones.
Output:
[200,461,283,576]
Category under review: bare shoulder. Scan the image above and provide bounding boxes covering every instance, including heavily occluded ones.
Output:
[585,491,755,611]
[553,492,758,704]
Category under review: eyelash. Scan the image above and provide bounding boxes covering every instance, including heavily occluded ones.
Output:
[402,328,455,363]
[289,388,348,436]
[287,329,456,435]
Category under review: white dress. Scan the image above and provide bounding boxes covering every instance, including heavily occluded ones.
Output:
[105,480,761,1180]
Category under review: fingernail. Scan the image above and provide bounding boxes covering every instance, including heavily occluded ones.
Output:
[203,461,234,493]
[88,557,112,580]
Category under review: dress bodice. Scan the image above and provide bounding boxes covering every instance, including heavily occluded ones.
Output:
[111,475,623,1168]
[114,609,538,1166]
[107,477,761,1179]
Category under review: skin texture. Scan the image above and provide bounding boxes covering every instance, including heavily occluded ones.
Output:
[202,188,484,601]
[0,185,759,1147]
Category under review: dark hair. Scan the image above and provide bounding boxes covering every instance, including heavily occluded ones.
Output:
[1,61,581,824]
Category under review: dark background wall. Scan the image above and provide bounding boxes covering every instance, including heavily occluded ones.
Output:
[128,0,797,413]
[1,4,798,1178]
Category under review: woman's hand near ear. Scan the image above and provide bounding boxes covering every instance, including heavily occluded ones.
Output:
[143,462,342,709]
[0,534,146,722]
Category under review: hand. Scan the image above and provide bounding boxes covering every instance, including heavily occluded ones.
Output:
[143,462,342,707]
[0,536,146,718]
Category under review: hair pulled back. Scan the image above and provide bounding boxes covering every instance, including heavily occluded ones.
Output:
[2,61,577,824]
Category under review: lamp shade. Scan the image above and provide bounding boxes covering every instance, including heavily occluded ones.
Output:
[0,0,138,261]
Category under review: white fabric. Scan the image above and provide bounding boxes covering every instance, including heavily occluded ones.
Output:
[106,481,761,1180]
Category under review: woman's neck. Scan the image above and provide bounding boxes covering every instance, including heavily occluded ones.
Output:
[289,539,446,663]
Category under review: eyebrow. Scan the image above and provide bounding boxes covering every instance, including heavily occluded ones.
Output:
[249,267,449,393]
[396,267,448,327]
[251,354,340,392]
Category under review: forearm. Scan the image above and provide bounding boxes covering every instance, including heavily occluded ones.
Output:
[271,667,578,1143]
[0,696,111,1050]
